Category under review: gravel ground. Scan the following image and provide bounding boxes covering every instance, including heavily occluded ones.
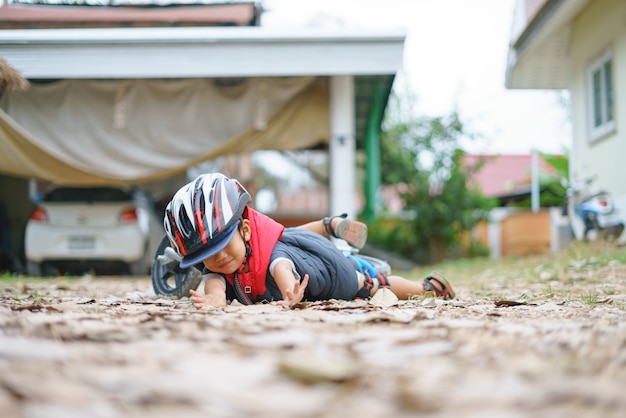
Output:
[0,259,625,418]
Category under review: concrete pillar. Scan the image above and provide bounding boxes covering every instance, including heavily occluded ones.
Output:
[328,76,356,252]
[329,76,355,220]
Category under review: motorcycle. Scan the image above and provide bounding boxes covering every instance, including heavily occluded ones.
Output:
[151,235,391,298]
[564,176,624,241]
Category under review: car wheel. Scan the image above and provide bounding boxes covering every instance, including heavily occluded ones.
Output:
[129,259,147,276]
[151,235,202,298]
[41,262,58,277]
[26,261,42,277]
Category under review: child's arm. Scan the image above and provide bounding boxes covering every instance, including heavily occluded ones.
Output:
[189,275,227,309]
[272,259,309,308]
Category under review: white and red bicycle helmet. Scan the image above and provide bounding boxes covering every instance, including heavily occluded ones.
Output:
[164,173,251,268]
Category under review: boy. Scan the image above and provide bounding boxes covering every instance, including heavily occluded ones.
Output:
[163,173,455,309]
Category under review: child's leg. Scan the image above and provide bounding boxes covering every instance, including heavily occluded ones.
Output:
[386,275,425,299]
[297,219,326,235]
[389,272,455,299]
[359,272,455,300]
[297,214,368,249]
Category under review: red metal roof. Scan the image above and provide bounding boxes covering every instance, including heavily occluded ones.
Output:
[464,154,559,197]
[0,3,260,29]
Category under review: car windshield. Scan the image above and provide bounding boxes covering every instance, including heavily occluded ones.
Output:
[43,187,133,203]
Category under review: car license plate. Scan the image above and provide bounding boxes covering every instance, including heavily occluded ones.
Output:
[68,235,95,250]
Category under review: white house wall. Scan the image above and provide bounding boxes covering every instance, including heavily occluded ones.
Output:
[569,0,626,218]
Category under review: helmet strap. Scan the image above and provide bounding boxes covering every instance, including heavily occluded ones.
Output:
[237,241,252,273]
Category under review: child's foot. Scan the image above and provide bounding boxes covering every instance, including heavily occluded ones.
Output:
[422,271,455,299]
[323,213,368,249]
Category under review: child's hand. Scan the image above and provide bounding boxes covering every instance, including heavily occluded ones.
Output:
[189,289,226,309]
[276,274,309,308]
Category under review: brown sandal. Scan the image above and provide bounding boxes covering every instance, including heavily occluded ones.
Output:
[422,271,456,299]
[323,213,368,249]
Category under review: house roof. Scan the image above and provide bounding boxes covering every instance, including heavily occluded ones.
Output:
[505,0,590,89]
[0,3,404,151]
[464,154,558,197]
[0,25,403,149]
[0,25,404,77]
[0,3,260,28]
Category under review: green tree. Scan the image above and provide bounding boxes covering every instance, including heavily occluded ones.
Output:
[541,150,569,182]
[371,94,496,264]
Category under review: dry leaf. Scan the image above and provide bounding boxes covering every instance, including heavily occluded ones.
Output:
[369,287,399,307]
[494,300,536,307]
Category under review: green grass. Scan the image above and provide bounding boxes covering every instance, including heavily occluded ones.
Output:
[1,240,624,307]
[580,291,599,305]
[0,272,82,294]
[403,240,625,305]
[407,240,624,279]
[0,272,74,283]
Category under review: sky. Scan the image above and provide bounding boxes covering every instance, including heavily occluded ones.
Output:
[260,0,572,156]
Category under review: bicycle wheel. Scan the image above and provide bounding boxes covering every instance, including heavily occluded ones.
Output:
[151,235,202,298]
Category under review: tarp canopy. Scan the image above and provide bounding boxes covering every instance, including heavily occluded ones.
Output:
[0,76,329,185]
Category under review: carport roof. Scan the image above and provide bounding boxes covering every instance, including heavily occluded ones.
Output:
[0,25,405,149]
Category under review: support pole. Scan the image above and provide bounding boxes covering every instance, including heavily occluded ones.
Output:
[531,148,540,213]
[329,75,356,223]
[363,83,384,223]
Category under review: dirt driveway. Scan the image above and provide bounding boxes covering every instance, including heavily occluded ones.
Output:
[1,258,625,418]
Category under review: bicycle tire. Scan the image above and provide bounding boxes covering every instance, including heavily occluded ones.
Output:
[151,235,202,298]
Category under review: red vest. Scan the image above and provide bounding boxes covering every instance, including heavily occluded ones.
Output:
[224,207,284,302]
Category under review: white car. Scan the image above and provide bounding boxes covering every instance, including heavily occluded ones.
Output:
[24,186,159,276]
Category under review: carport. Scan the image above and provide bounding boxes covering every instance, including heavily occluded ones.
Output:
[0,25,405,268]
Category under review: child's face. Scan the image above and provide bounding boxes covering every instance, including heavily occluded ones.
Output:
[202,219,251,274]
